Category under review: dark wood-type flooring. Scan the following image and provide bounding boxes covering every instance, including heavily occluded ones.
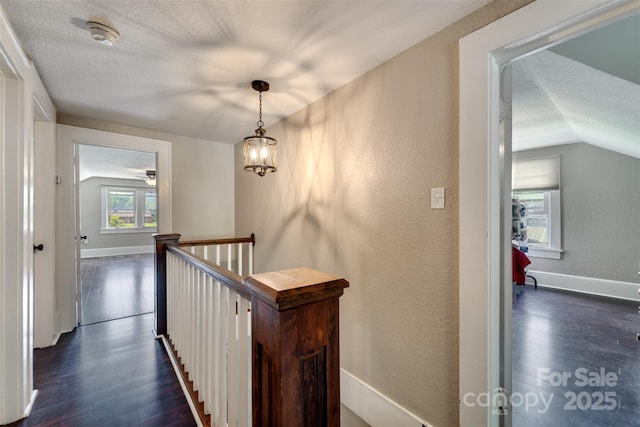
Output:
[6,313,195,427]
[81,254,154,325]
[7,259,639,426]
[512,285,640,426]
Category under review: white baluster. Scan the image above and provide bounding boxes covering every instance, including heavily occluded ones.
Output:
[218,284,229,425]
[202,275,212,415]
[238,297,251,426]
[211,278,222,425]
[163,240,254,425]
[227,293,239,425]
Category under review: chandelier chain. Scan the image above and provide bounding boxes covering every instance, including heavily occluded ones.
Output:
[257,90,264,129]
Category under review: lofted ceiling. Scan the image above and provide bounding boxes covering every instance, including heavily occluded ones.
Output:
[512,12,640,158]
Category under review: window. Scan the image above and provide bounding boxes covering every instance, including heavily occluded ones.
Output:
[101,186,157,233]
[144,190,157,228]
[512,156,562,259]
[512,190,557,246]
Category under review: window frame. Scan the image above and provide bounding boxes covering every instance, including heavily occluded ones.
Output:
[100,185,157,234]
[512,188,562,259]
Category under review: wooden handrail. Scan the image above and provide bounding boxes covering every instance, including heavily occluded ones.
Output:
[178,233,255,248]
[166,246,251,300]
[154,233,349,427]
[245,267,349,427]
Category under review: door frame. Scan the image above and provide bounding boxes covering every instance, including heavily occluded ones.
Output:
[33,73,57,348]
[56,125,172,330]
[459,0,640,425]
[0,5,43,421]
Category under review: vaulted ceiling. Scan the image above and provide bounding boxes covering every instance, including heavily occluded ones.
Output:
[513,12,640,158]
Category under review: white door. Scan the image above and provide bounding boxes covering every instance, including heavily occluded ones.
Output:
[33,120,57,348]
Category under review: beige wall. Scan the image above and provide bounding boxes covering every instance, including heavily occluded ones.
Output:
[60,115,235,239]
[235,1,531,425]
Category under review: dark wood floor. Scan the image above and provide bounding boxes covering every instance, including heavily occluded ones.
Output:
[81,254,154,325]
[7,313,195,427]
[512,285,640,426]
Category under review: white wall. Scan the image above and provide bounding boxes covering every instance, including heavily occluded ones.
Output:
[516,143,640,284]
[170,136,235,240]
[59,116,236,239]
[79,177,156,257]
[56,122,235,330]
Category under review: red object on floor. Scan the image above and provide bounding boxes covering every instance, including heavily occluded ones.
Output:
[512,246,531,285]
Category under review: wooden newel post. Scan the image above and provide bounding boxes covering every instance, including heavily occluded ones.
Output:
[153,233,181,336]
[244,267,349,427]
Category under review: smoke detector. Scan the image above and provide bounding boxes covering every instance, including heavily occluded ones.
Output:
[86,21,119,46]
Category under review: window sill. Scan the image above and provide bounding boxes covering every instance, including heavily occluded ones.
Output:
[99,228,157,235]
[527,247,562,260]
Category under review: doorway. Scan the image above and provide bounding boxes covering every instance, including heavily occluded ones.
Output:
[77,144,157,325]
[509,13,640,425]
[55,126,171,338]
[459,1,640,425]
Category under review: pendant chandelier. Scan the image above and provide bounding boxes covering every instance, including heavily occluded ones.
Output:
[243,80,277,176]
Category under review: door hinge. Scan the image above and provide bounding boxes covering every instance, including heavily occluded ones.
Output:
[493,387,510,416]
[500,100,512,123]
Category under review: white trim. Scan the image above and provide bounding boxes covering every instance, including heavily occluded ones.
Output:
[0,3,37,422]
[459,1,637,426]
[80,245,153,259]
[529,270,640,302]
[340,369,431,427]
[158,335,203,427]
[527,247,562,260]
[57,124,172,232]
[98,228,157,235]
[24,390,38,418]
[56,124,172,331]
[0,5,30,76]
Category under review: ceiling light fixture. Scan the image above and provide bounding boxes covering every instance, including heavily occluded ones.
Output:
[145,170,156,186]
[243,80,277,177]
[86,20,120,46]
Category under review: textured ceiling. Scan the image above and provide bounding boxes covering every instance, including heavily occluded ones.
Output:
[2,1,637,179]
[78,144,156,182]
[513,12,640,159]
[0,0,490,144]
[513,50,640,158]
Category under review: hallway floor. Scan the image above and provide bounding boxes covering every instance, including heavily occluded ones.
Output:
[512,285,640,426]
[81,254,154,325]
[7,314,195,426]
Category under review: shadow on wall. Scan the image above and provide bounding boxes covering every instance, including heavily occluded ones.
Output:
[262,75,390,276]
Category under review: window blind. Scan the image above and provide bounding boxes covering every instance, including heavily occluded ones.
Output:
[512,156,560,191]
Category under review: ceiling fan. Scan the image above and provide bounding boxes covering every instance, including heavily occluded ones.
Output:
[136,169,156,186]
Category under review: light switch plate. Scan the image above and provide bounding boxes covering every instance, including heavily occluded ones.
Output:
[431,187,445,209]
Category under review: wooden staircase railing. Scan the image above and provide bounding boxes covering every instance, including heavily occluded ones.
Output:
[154,233,349,427]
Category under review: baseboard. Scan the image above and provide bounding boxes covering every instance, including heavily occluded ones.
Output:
[158,334,204,427]
[340,369,431,427]
[24,389,38,417]
[80,245,153,258]
[528,270,640,302]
